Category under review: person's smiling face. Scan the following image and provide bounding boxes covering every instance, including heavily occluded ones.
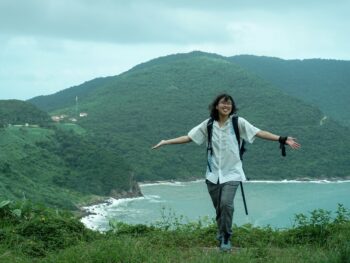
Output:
[216,97,233,118]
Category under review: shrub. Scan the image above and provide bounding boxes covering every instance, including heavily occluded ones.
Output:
[285,204,350,246]
[0,199,99,257]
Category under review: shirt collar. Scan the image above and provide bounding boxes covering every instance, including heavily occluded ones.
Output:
[213,117,231,128]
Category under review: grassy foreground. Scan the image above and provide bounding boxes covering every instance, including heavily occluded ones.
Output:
[0,200,349,263]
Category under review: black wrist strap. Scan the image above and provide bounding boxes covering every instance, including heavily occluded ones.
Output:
[279,136,287,157]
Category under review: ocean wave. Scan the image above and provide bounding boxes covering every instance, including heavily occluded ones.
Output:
[109,196,145,206]
[81,197,145,220]
[141,179,350,186]
[144,195,165,203]
[80,194,166,230]
[80,213,109,231]
[145,194,161,199]
[248,179,350,184]
[140,181,186,187]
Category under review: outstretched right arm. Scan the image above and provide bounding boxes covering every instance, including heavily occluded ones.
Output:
[152,136,192,149]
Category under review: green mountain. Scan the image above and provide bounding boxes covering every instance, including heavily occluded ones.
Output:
[28,77,113,113]
[229,55,350,127]
[0,100,135,209]
[29,52,350,182]
[0,99,52,127]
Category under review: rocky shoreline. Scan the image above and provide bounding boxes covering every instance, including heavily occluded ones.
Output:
[77,182,143,218]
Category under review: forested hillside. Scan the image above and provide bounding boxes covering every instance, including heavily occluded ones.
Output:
[28,77,113,113]
[0,100,135,209]
[229,55,350,127]
[29,52,350,182]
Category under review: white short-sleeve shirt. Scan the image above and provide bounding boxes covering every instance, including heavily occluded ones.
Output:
[188,116,260,184]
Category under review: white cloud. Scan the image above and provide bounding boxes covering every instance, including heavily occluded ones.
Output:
[0,0,349,100]
[0,37,190,100]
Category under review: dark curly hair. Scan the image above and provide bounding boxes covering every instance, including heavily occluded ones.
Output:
[209,94,237,121]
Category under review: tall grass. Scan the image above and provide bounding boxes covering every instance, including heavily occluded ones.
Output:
[0,200,349,262]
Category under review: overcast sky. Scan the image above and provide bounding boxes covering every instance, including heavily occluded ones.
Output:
[1,0,349,100]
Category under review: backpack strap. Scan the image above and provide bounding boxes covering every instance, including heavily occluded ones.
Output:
[232,116,246,161]
[232,116,249,215]
[206,118,214,172]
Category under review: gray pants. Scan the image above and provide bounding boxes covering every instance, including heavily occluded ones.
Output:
[206,180,240,242]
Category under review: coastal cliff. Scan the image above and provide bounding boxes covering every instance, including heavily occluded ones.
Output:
[110,181,143,199]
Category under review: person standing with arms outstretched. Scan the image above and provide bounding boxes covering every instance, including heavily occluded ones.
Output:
[152,94,300,251]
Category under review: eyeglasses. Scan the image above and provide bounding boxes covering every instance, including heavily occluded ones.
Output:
[218,102,232,106]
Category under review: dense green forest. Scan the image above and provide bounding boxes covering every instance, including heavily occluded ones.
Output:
[29,52,350,182]
[229,55,350,127]
[0,101,135,209]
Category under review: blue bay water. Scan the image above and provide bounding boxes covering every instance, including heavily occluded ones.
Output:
[81,180,350,231]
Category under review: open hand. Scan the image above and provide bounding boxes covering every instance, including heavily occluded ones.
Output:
[152,140,166,149]
[286,137,301,149]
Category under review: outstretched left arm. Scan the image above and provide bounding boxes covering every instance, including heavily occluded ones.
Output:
[256,130,301,149]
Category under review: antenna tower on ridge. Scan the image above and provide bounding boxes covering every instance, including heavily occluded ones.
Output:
[75,96,79,119]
